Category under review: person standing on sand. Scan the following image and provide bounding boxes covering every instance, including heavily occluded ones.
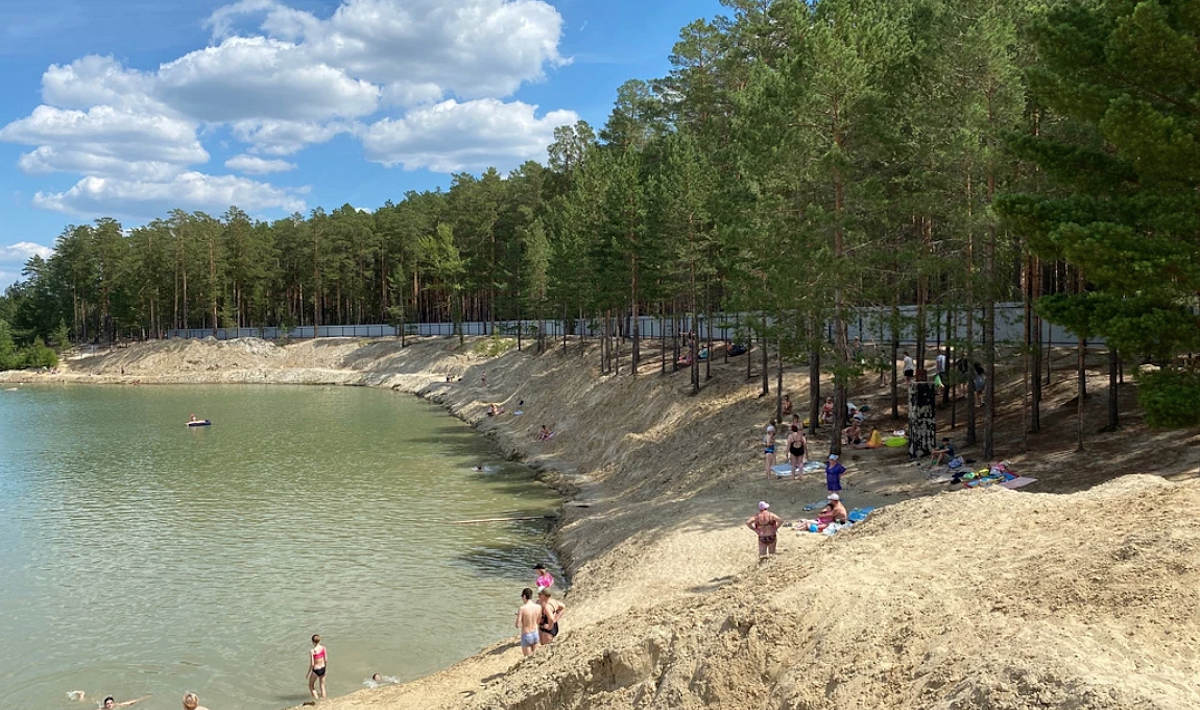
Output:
[746,501,782,560]
[307,634,327,700]
[181,693,210,710]
[763,421,777,478]
[825,454,846,492]
[537,589,566,645]
[903,352,915,385]
[786,425,807,479]
[516,588,542,656]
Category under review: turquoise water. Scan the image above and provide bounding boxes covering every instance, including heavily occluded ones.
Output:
[0,385,560,710]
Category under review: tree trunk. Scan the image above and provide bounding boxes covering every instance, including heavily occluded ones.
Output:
[809,317,821,437]
[760,317,769,397]
[775,336,783,423]
[1076,335,1086,452]
[1107,347,1119,430]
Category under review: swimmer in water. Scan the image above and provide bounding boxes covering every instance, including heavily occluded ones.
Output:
[181,692,210,710]
[69,694,150,709]
[365,673,398,688]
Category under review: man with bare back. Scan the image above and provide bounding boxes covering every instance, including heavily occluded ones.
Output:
[516,588,542,656]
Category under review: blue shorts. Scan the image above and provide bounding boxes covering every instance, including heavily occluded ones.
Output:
[521,631,539,647]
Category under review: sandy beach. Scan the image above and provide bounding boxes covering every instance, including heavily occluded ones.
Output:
[5,336,1198,709]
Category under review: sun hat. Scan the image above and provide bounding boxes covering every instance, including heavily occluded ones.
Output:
[758,501,769,510]
[827,493,840,501]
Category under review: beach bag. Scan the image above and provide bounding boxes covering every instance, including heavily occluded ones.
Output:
[947,456,964,470]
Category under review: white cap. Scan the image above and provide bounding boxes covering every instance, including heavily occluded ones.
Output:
[766,424,776,433]
[828,453,839,461]
[827,493,840,501]
[758,501,769,511]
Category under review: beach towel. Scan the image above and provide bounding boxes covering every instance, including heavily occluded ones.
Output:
[998,476,1037,489]
[772,461,824,478]
[848,507,875,523]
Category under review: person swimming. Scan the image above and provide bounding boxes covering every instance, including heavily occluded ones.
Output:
[365,673,399,688]
[69,693,150,709]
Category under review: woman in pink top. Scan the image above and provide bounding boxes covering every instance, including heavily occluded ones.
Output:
[534,564,554,591]
[307,634,327,700]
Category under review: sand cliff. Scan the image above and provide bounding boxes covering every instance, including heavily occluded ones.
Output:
[5,337,1198,709]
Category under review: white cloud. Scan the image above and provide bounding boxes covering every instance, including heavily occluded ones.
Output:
[230,119,348,155]
[3,0,574,219]
[157,37,381,123]
[0,105,208,180]
[205,0,568,105]
[225,153,297,174]
[41,56,163,113]
[0,241,54,262]
[33,173,306,218]
[362,99,577,172]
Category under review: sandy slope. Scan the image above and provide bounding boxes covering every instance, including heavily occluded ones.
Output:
[4,337,1198,709]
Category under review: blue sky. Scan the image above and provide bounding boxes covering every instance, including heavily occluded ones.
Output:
[0,0,725,288]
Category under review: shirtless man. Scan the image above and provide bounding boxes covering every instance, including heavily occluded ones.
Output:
[537,589,566,645]
[821,493,849,524]
[746,501,782,560]
[516,588,542,656]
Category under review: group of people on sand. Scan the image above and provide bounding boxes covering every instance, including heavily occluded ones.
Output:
[514,565,567,657]
[762,419,847,491]
[746,493,849,559]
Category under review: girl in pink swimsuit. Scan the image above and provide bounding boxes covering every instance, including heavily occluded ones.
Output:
[308,634,327,700]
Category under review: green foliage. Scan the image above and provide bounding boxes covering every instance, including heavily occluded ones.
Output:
[1136,368,1200,428]
[473,335,516,358]
[0,320,17,370]
[51,319,71,351]
[22,336,58,369]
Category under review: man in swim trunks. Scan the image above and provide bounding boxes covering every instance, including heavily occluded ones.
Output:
[746,501,782,560]
[537,589,566,645]
[516,588,542,656]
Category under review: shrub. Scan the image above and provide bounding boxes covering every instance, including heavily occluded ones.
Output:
[1136,368,1200,428]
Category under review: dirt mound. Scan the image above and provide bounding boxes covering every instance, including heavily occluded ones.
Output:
[465,476,1200,710]
[7,337,1199,709]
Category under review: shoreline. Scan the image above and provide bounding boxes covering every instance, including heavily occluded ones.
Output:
[5,336,1199,710]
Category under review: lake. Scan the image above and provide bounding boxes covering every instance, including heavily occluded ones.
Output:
[0,384,560,710]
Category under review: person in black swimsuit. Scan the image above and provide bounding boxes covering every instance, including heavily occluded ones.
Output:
[786,425,807,479]
[537,589,565,645]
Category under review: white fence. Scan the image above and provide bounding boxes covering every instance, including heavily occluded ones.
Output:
[165,303,1105,347]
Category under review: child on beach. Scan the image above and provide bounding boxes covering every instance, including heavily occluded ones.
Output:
[308,634,327,700]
